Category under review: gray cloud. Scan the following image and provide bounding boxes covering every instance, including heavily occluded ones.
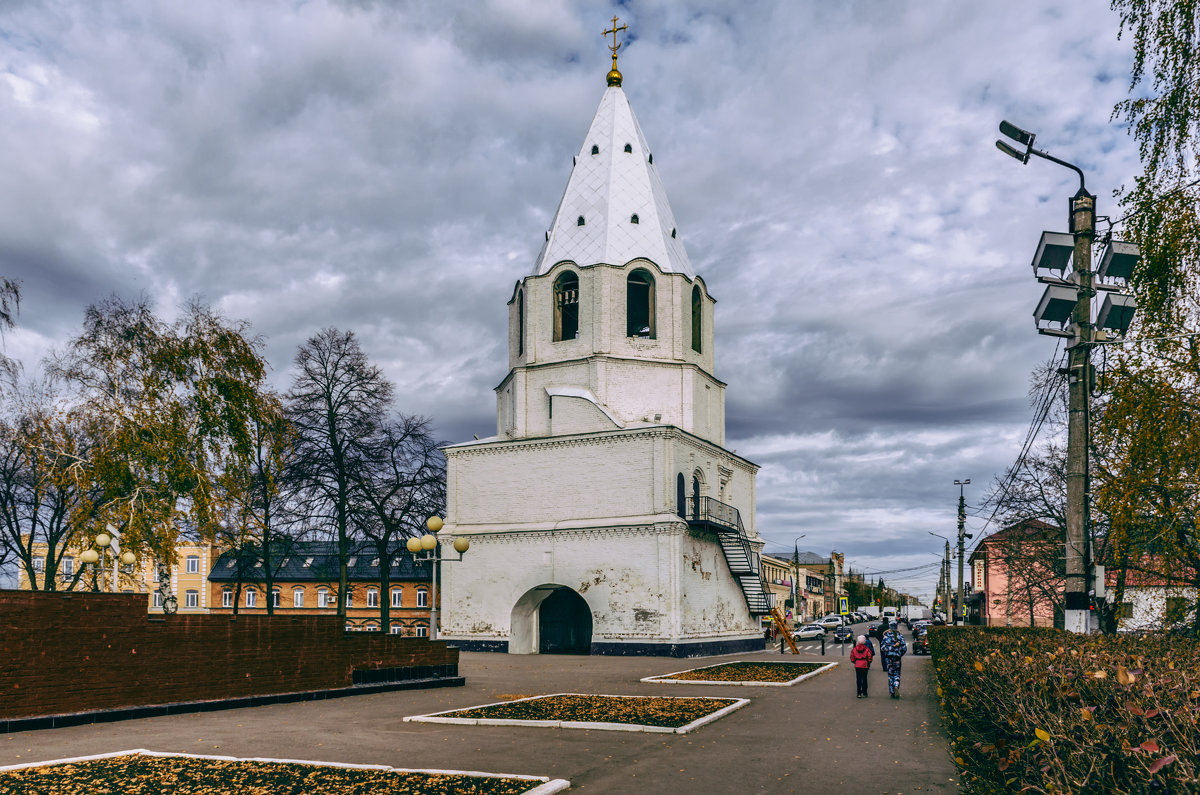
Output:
[0,1,1139,604]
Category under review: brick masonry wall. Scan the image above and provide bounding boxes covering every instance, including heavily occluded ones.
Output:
[0,590,458,721]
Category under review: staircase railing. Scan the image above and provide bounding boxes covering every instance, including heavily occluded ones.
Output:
[684,496,772,615]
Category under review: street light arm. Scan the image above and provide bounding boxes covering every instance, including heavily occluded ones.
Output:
[1029,147,1087,194]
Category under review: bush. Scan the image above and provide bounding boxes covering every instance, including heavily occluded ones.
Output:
[928,626,1200,793]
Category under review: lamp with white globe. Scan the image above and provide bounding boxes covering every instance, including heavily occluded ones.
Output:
[406,515,469,641]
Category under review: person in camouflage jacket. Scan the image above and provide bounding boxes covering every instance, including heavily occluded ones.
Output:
[879,621,907,698]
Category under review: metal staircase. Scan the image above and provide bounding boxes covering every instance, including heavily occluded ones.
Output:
[685,497,773,616]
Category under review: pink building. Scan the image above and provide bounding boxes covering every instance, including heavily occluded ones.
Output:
[968,520,1062,628]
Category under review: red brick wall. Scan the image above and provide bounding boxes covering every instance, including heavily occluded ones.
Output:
[0,590,459,720]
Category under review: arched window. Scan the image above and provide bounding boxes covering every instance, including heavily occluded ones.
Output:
[691,285,703,353]
[692,472,703,520]
[517,289,525,355]
[626,269,655,338]
[624,143,633,153]
[576,215,585,226]
[630,214,639,224]
[553,272,580,341]
[591,144,599,155]
[677,473,686,518]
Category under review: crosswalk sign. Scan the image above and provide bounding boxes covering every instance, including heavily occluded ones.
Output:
[838,596,849,615]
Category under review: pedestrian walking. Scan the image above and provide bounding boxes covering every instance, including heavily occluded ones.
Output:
[879,620,907,698]
[850,634,873,698]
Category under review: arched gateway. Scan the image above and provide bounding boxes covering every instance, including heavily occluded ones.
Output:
[509,585,593,655]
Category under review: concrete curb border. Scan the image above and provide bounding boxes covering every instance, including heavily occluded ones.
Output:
[0,748,570,794]
[641,660,839,686]
[404,692,751,734]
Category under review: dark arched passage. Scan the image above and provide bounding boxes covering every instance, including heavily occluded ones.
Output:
[539,588,593,654]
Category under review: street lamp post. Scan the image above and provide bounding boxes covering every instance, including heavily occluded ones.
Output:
[407,516,470,641]
[791,534,806,625]
[929,531,952,623]
[997,121,1139,634]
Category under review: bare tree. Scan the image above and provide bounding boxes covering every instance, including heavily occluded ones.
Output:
[353,413,446,631]
[286,329,393,620]
[0,382,95,590]
[0,278,19,385]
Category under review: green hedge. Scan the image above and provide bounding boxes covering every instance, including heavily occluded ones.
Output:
[928,626,1200,793]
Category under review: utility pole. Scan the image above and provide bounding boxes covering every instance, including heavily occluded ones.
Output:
[955,479,972,626]
[1063,189,1095,634]
[996,121,1138,634]
[943,545,951,621]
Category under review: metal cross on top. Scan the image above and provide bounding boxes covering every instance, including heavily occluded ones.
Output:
[603,16,628,86]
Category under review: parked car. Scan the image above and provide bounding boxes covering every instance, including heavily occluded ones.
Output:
[912,627,930,655]
[816,615,843,630]
[832,625,854,644]
[794,624,825,641]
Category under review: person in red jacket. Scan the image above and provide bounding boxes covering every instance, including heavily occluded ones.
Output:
[850,634,874,698]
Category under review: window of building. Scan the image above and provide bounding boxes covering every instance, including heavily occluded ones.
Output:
[272,588,281,608]
[153,592,163,608]
[153,564,161,581]
[416,589,428,608]
[293,589,304,608]
[415,624,428,638]
[303,557,313,567]
[576,215,585,226]
[390,624,403,635]
[553,271,580,341]
[367,589,379,608]
[222,589,233,608]
[624,143,632,153]
[345,592,353,608]
[186,555,199,573]
[345,622,354,632]
[370,558,379,568]
[626,269,655,338]
[33,557,44,572]
[318,589,330,608]
[517,290,524,356]
[630,213,639,224]
[246,590,257,608]
[185,590,199,608]
[347,556,357,568]
[691,285,702,353]
[364,623,379,632]
[62,557,73,576]
[226,559,236,569]
[391,589,403,608]
[590,144,599,155]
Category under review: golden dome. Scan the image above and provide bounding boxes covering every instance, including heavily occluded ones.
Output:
[607,66,623,86]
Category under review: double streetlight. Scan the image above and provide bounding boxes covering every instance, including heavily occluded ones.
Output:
[407,516,470,641]
[997,121,1139,634]
[928,531,952,621]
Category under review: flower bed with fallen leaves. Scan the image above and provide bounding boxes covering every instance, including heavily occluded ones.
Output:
[0,753,545,795]
[430,694,739,728]
[644,660,828,683]
[928,626,1200,793]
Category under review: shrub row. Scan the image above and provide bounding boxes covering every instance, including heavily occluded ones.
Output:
[927,626,1200,794]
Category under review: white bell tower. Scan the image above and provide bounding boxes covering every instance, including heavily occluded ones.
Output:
[439,23,768,657]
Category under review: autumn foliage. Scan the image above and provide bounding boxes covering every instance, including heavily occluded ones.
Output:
[929,626,1200,793]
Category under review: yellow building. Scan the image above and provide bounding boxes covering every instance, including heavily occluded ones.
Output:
[760,554,796,624]
[16,537,217,615]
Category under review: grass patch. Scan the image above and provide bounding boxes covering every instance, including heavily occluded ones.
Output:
[0,753,554,795]
[644,660,829,684]
[412,693,743,731]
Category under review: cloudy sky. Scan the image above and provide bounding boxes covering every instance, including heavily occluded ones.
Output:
[0,1,1142,603]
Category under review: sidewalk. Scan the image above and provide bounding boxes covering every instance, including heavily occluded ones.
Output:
[2,647,958,793]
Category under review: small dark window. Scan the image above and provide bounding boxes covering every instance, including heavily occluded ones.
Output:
[671,228,677,238]
[577,216,585,226]
[691,285,702,353]
[554,272,580,341]
[591,145,599,155]
[627,269,655,338]
[624,143,632,153]
[517,289,525,356]
[630,214,639,224]
[648,153,653,164]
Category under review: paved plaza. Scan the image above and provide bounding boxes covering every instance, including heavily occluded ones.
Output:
[2,648,958,793]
